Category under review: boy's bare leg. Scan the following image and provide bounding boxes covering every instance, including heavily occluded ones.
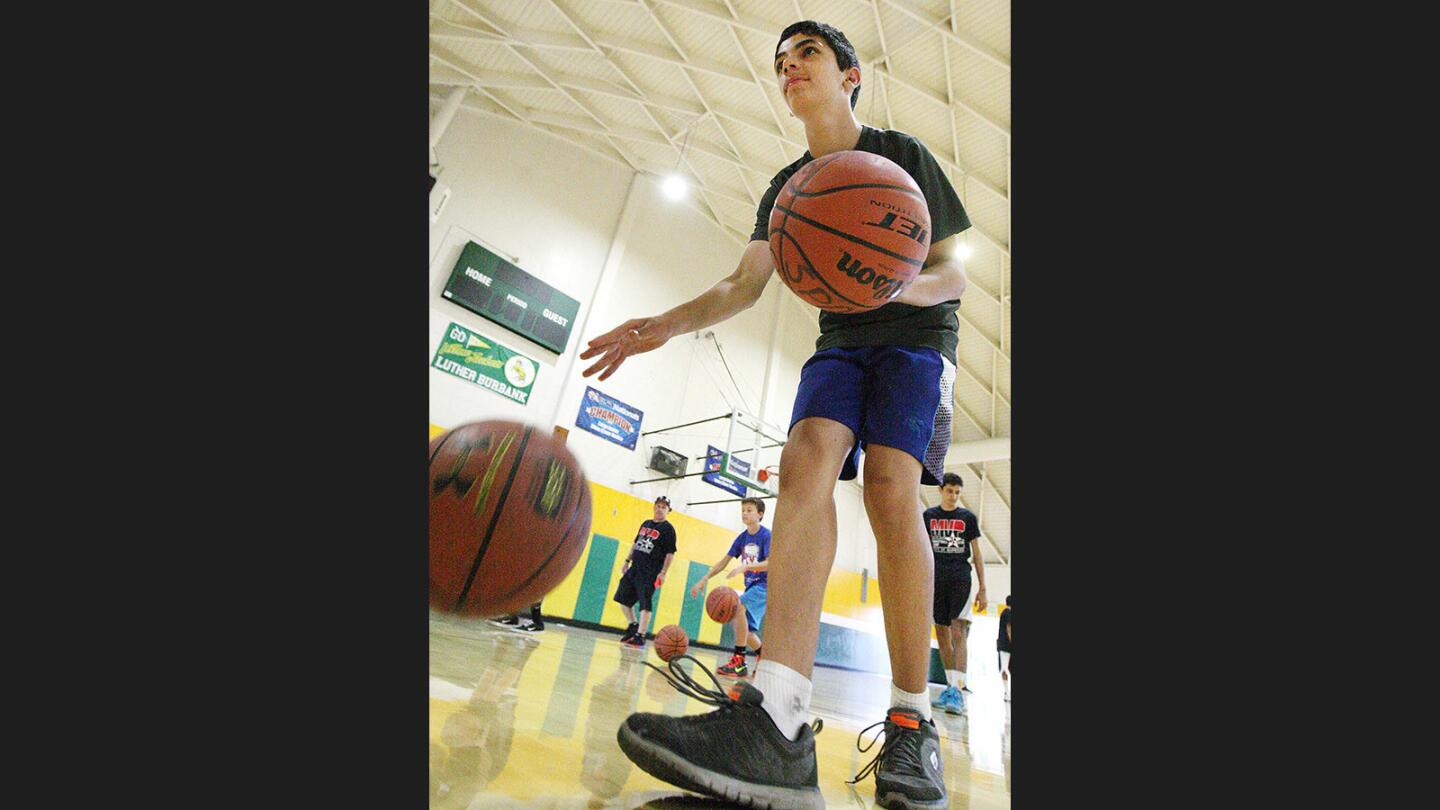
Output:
[862,444,934,694]
[935,624,956,672]
[951,621,969,674]
[759,417,854,678]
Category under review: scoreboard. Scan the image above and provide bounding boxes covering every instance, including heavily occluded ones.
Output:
[441,241,580,355]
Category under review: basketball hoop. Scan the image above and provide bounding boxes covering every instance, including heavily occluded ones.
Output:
[757,465,780,483]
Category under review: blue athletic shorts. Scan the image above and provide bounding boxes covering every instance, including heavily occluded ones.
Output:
[740,582,767,633]
[789,345,953,485]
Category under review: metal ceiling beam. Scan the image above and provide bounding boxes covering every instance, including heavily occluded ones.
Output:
[944,437,1010,465]
[636,0,758,205]
[430,91,747,243]
[953,354,1009,410]
[650,0,1010,138]
[870,4,895,130]
[430,26,1011,216]
[878,0,1009,72]
[952,393,990,439]
[433,13,655,188]
[541,0,738,234]
[431,91,634,171]
[873,64,1009,139]
[655,0,780,39]
[721,9,792,153]
[951,460,1010,513]
[437,0,1009,254]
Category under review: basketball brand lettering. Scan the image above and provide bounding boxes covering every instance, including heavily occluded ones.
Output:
[470,431,517,516]
[432,435,493,495]
[836,252,905,301]
[862,211,929,245]
[532,458,569,519]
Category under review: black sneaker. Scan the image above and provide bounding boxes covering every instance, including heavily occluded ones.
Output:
[616,656,825,809]
[848,707,947,809]
[619,623,639,643]
[488,615,521,627]
[517,622,545,634]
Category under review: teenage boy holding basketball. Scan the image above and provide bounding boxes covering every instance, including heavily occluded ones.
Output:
[580,19,969,810]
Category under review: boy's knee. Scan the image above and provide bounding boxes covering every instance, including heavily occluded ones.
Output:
[862,477,911,511]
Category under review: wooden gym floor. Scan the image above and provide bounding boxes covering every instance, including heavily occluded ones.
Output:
[430,614,1011,808]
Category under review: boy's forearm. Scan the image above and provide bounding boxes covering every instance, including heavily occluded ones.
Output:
[894,259,967,307]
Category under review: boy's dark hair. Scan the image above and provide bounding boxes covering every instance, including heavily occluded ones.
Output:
[740,497,766,515]
[776,21,861,110]
[941,472,964,489]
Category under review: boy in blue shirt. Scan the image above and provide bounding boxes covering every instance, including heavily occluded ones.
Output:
[690,497,772,677]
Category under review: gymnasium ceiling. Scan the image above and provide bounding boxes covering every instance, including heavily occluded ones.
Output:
[430,0,1011,566]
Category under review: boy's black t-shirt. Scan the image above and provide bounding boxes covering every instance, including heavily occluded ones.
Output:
[626,519,677,579]
[998,606,1011,652]
[924,505,981,578]
[751,126,972,365]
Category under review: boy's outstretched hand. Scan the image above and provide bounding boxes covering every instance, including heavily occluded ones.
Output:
[579,317,674,380]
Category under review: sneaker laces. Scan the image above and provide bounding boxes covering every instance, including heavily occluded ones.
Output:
[641,654,737,709]
[846,715,923,785]
[641,655,824,737]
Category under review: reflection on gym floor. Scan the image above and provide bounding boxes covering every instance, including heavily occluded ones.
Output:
[430,615,1010,808]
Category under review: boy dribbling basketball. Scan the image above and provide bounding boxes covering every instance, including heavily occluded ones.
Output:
[580,20,969,810]
[690,496,771,677]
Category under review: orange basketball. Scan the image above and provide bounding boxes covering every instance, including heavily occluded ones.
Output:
[705,586,740,624]
[768,150,931,313]
[429,420,592,617]
[654,624,689,662]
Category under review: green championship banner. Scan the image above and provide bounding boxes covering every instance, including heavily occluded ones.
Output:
[432,322,537,405]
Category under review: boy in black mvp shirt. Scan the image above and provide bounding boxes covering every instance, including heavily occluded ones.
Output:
[581,20,969,810]
[615,496,677,649]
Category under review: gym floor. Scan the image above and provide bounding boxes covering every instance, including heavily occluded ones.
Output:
[430,614,1011,808]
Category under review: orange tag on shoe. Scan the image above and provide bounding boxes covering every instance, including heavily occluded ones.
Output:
[888,711,920,730]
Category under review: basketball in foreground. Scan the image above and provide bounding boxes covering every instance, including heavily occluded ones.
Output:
[768,150,931,313]
[430,420,592,617]
[705,586,739,624]
[654,624,689,662]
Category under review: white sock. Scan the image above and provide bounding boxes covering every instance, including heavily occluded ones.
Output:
[891,682,933,722]
[957,670,967,688]
[752,660,813,742]
[945,669,961,689]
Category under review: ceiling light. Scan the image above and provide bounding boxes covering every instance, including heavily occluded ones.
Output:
[662,174,688,200]
[955,242,974,260]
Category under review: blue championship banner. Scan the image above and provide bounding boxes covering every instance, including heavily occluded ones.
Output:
[574,386,643,450]
[702,444,749,497]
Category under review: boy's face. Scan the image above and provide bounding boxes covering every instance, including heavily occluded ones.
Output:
[740,502,761,528]
[774,34,859,116]
[653,501,670,521]
[939,484,962,508]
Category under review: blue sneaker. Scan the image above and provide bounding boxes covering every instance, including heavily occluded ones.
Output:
[930,685,951,710]
[932,686,964,715]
